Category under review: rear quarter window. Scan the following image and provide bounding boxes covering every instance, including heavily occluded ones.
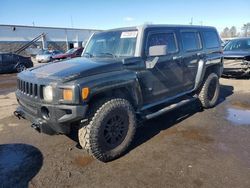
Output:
[181,32,201,51]
[203,31,220,49]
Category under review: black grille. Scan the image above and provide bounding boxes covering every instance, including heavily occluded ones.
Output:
[17,79,39,97]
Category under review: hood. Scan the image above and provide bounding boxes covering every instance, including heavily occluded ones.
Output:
[223,50,250,60]
[26,57,123,81]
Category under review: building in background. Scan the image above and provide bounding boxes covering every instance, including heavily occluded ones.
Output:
[0,24,101,56]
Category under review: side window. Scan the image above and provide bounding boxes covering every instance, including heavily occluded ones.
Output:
[2,54,13,62]
[203,31,220,49]
[181,32,201,51]
[146,32,177,56]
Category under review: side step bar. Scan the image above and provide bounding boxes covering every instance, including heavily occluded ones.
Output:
[145,97,197,120]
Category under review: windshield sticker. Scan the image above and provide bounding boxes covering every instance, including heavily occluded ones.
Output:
[120,31,138,38]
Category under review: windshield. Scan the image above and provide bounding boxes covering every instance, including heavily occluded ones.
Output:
[84,30,137,58]
[37,50,50,55]
[224,39,250,51]
[66,48,77,54]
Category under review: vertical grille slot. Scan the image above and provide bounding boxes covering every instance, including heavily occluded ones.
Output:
[23,81,26,93]
[26,82,29,94]
[18,79,39,98]
[20,80,23,92]
[30,83,33,96]
[34,84,38,97]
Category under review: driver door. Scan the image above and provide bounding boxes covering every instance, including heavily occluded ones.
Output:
[137,29,185,105]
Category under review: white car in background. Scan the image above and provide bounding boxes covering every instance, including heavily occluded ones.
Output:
[36,50,63,63]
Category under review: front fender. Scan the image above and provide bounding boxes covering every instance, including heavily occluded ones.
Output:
[76,70,143,107]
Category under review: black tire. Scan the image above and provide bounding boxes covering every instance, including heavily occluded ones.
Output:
[78,98,136,162]
[198,73,220,108]
[16,63,26,73]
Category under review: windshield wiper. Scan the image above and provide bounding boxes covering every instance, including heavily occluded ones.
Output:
[96,52,117,58]
[83,52,93,58]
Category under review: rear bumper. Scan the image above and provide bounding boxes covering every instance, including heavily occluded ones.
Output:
[15,92,88,135]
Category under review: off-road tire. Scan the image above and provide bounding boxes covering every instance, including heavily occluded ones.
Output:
[16,63,26,73]
[78,98,136,162]
[198,73,220,108]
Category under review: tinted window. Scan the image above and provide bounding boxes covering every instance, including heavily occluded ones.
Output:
[146,32,177,55]
[2,54,13,61]
[224,39,250,51]
[203,31,220,48]
[181,32,201,51]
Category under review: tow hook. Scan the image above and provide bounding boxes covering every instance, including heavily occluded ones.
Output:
[13,111,22,119]
[31,123,41,133]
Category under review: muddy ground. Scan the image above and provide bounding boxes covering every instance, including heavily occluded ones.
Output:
[0,73,249,188]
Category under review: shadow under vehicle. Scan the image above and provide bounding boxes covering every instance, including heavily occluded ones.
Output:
[0,143,43,187]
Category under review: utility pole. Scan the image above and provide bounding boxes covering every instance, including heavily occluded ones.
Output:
[190,17,193,25]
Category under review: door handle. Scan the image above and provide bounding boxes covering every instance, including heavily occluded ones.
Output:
[173,56,182,60]
[197,52,205,56]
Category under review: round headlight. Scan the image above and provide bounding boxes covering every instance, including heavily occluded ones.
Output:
[43,85,53,102]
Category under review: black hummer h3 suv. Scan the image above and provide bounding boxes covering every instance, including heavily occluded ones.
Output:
[15,25,223,162]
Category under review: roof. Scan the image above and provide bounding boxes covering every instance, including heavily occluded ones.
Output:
[105,24,216,32]
[0,24,102,32]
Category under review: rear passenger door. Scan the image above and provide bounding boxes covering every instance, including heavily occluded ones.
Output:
[180,30,202,91]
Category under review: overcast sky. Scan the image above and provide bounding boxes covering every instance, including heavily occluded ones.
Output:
[1,0,249,32]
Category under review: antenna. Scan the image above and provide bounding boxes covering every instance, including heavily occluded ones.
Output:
[190,17,193,25]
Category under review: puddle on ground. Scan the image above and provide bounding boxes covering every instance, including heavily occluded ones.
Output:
[226,100,250,125]
[227,108,250,125]
[72,155,94,167]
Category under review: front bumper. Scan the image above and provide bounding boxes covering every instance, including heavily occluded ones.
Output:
[15,91,88,135]
[223,59,250,76]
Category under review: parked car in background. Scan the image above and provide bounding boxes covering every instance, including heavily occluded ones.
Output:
[0,52,33,73]
[52,47,84,61]
[36,50,63,63]
[223,38,250,77]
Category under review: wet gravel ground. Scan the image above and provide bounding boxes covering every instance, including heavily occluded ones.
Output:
[0,73,249,188]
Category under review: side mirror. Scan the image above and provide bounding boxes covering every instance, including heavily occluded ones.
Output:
[149,45,167,57]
